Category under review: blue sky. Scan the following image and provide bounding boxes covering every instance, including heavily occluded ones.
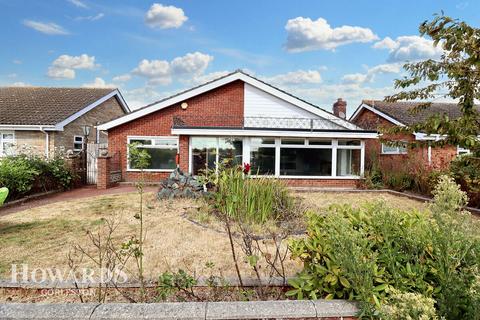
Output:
[0,0,477,115]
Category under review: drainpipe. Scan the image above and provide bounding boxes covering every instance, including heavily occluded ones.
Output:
[40,127,49,159]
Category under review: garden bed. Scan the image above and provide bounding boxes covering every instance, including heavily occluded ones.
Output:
[0,190,427,281]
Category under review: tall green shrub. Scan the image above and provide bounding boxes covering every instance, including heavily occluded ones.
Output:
[450,154,480,208]
[0,154,74,201]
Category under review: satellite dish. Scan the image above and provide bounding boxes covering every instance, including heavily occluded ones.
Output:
[339,111,346,118]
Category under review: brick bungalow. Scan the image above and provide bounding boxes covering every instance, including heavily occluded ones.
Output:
[350,100,475,171]
[98,71,377,188]
[0,87,130,158]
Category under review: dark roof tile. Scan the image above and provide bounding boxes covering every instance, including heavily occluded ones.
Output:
[362,100,480,125]
[0,87,116,126]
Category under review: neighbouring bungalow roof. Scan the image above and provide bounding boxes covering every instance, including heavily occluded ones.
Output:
[0,87,129,128]
[98,70,362,131]
[354,100,480,126]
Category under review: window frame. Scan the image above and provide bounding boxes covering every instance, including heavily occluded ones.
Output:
[381,142,408,155]
[189,136,243,174]
[0,131,15,157]
[127,136,179,172]
[73,135,84,152]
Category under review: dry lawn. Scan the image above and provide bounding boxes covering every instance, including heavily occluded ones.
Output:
[0,191,427,281]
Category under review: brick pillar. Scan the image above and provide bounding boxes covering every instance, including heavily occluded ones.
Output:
[179,135,190,173]
[97,156,112,189]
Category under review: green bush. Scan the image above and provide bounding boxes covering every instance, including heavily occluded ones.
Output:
[450,154,480,208]
[0,154,74,201]
[379,291,438,320]
[288,175,480,319]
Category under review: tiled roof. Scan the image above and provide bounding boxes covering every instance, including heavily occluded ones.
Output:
[0,87,116,126]
[361,100,480,125]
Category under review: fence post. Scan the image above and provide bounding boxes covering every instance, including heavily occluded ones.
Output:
[97,156,112,190]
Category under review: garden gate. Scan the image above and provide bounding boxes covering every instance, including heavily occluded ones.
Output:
[86,143,108,184]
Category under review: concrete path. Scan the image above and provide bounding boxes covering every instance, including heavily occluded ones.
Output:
[0,185,158,216]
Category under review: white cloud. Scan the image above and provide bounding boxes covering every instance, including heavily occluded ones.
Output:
[67,0,88,9]
[372,36,397,50]
[112,74,132,83]
[342,63,402,84]
[186,70,230,85]
[7,73,17,78]
[373,36,444,62]
[123,87,166,110]
[171,52,213,75]
[23,20,69,35]
[145,3,188,29]
[13,59,22,65]
[74,13,105,21]
[47,54,98,79]
[294,83,395,116]
[47,67,76,79]
[265,69,322,86]
[285,17,378,52]
[82,77,116,88]
[10,82,32,87]
[132,59,171,85]
[131,52,213,86]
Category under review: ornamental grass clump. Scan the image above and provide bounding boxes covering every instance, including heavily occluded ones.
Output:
[212,164,296,225]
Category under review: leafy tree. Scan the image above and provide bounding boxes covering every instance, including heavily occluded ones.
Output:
[386,13,480,156]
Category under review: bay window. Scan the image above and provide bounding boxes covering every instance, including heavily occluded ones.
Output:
[0,132,15,157]
[189,136,364,178]
[127,136,178,171]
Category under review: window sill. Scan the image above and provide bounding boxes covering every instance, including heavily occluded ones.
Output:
[127,169,176,173]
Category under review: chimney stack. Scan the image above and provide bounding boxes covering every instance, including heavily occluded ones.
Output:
[333,98,347,119]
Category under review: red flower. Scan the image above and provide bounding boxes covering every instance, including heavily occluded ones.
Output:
[243,163,251,174]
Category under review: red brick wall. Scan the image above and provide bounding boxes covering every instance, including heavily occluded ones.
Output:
[352,108,457,171]
[107,81,245,182]
[283,179,358,188]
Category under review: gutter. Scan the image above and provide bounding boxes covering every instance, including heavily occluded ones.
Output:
[39,127,50,159]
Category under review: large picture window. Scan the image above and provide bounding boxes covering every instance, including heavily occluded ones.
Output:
[127,136,178,171]
[191,137,242,175]
[280,148,332,176]
[0,132,15,157]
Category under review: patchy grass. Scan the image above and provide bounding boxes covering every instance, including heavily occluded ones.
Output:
[0,191,427,283]
[299,191,428,212]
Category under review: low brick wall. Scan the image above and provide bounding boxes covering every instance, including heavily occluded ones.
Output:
[0,300,358,319]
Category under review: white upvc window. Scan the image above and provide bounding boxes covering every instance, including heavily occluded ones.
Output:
[0,131,15,157]
[73,135,84,151]
[381,142,408,155]
[127,136,179,172]
[457,146,471,155]
[189,137,365,179]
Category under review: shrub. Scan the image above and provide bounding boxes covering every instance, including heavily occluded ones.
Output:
[450,154,480,208]
[379,291,438,320]
[0,154,74,201]
[288,176,480,319]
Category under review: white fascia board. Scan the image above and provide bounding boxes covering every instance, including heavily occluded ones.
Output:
[350,103,405,127]
[98,72,359,131]
[55,90,127,130]
[414,132,447,141]
[171,128,378,139]
[0,125,58,131]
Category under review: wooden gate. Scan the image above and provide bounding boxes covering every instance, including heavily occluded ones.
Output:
[86,143,108,184]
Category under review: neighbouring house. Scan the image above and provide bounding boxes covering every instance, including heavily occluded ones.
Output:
[0,87,130,158]
[350,100,477,171]
[97,70,377,188]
